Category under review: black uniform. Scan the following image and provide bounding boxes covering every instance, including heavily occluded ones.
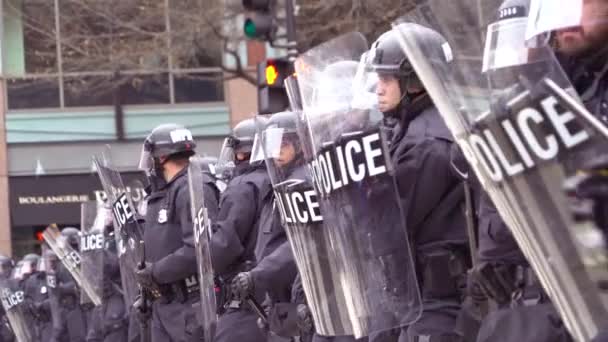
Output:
[143,167,219,342]
[390,96,469,342]
[86,236,128,342]
[23,271,53,342]
[210,161,271,342]
[48,262,86,342]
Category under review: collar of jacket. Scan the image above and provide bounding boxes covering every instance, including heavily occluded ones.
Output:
[234,160,266,177]
[157,166,188,190]
[398,93,433,132]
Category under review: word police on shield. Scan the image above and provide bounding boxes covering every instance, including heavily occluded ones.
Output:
[112,193,135,228]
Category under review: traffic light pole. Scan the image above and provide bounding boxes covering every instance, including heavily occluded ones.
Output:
[284,0,298,61]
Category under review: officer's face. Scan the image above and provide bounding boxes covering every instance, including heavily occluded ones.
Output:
[376,74,402,112]
[274,141,296,167]
[555,0,608,57]
[236,152,249,161]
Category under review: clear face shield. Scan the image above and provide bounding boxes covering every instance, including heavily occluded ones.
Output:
[483,17,554,92]
[525,0,584,43]
[11,262,23,281]
[137,141,155,176]
[216,137,237,174]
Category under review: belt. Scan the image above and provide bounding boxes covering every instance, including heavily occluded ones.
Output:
[154,277,200,304]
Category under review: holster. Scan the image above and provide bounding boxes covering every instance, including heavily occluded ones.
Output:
[418,247,470,300]
[471,262,545,308]
[154,278,199,304]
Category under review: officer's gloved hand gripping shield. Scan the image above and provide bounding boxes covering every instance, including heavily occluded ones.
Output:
[250,110,356,337]
[293,32,422,338]
[79,201,107,306]
[42,224,102,306]
[94,152,142,311]
[187,156,217,342]
[393,1,608,340]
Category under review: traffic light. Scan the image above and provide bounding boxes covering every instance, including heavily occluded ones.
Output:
[257,58,291,114]
[242,0,277,41]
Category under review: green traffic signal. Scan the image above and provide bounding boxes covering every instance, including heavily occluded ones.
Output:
[244,19,257,38]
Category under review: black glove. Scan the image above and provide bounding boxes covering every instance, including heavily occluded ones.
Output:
[231,272,254,301]
[132,294,151,324]
[134,262,158,289]
[296,304,313,334]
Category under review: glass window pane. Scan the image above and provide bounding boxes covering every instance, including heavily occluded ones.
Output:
[7,77,60,109]
[64,75,114,107]
[120,73,170,105]
[173,72,224,103]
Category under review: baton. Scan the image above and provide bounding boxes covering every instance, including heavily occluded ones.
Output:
[246,297,268,323]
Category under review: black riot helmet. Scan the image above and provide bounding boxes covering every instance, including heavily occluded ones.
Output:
[252,111,305,180]
[218,117,269,170]
[61,227,81,250]
[367,29,424,108]
[138,123,196,179]
[0,254,14,278]
[21,253,40,276]
[263,111,303,165]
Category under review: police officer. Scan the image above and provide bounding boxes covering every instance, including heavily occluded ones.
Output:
[369,28,469,341]
[0,254,14,342]
[210,117,271,342]
[449,2,575,342]
[22,253,54,342]
[50,227,87,342]
[550,0,608,126]
[134,123,219,342]
[230,111,304,341]
[86,216,128,342]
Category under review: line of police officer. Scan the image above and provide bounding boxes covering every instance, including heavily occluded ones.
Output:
[1,0,607,341]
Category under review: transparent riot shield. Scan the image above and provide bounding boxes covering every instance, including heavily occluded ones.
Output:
[294,32,422,337]
[41,244,62,335]
[253,114,355,336]
[187,156,217,342]
[0,275,32,342]
[42,224,102,306]
[393,2,608,340]
[93,155,142,309]
[80,201,106,305]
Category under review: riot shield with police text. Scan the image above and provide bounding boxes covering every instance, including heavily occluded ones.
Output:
[393,2,608,340]
[254,115,355,336]
[187,156,217,342]
[80,201,106,305]
[93,155,142,309]
[42,224,102,306]
[0,277,31,342]
[294,32,421,337]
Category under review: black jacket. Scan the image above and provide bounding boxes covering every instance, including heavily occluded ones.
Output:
[145,167,219,284]
[390,96,468,249]
[209,162,272,277]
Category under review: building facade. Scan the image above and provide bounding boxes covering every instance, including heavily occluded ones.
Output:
[1,0,262,257]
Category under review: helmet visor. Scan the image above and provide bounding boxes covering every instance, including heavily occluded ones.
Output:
[217,137,236,171]
[137,144,154,173]
[525,0,583,42]
[482,18,551,72]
